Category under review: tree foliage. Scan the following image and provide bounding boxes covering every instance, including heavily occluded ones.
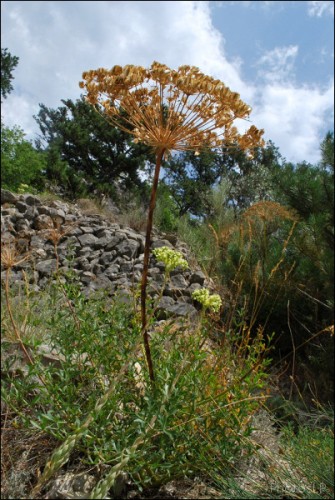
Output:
[34,97,154,198]
[1,48,19,100]
[1,123,46,192]
[162,141,280,218]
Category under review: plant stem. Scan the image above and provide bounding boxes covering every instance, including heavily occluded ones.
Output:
[141,147,165,383]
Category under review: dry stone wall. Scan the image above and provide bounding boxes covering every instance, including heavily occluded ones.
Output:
[1,189,214,319]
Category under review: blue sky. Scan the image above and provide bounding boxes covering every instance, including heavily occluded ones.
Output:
[1,1,334,164]
[211,1,333,86]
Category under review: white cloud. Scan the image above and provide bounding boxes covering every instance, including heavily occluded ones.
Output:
[307,1,334,17]
[1,1,253,138]
[253,80,334,163]
[1,1,334,164]
[253,43,334,163]
[256,45,299,83]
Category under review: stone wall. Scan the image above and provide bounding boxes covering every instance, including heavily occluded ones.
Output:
[1,189,214,319]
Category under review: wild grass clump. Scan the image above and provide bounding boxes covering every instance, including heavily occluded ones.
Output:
[279,422,334,498]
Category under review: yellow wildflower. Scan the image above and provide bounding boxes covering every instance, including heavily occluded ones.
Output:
[192,288,222,313]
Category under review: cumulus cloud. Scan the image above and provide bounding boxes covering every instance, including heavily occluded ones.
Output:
[253,81,334,163]
[1,0,333,164]
[307,1,334,17]
[253,43,334,163]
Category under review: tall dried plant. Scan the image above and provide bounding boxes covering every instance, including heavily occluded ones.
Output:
[79,61,264,382]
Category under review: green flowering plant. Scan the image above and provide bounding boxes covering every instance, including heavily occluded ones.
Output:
[17,183,30,194]
[152,246,188,274]
[192,288,222,313]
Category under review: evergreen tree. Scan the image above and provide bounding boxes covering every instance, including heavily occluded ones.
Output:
[1,48,19,100]
[264,133,334,356]
[34,97,154,198]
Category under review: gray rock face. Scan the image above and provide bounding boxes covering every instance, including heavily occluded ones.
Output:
[1,190,217,319]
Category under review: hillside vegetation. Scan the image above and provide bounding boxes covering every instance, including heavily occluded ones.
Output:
[1,53,334,499]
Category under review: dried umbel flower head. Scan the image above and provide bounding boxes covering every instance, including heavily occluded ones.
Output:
[1,243,30,270]
[243,201,298,225]
[79,61,264,156]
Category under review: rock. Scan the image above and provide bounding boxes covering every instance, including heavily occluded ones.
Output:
[46,472,96,499]
[1,189,18,204]
[94,236,117,249]
[165,301,198,319]
[16,238,30,253]
[115,239,140,259]
[170,274,188,289]
[76,257,92,271]
[120,261,134,272]
[15,218,31,232]
[1,207,17,217]
[79,225,95,234]
[105,264,120,278]
[36,205,51,215]
[25,206,39,220]
[151,238,173,249]
[105,235,124,251]
[113,472,130,498]
[35,259,58,276]
[16,200,28,213]
[37,344,66,368]
[48,207,66,224]
[95,228,113,238]
[80,271,96,284]
[50,200,70,213]
[21,194,41,206]
[185,282,202,295]
[33,247,47,259]
[1,231,16,245]
[99,251,116,266]
[190,270,206,286]
[33,214,54,230]
[156,296,176,320]
[78,233,98,247]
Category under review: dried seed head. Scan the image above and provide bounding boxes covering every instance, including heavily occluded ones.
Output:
[1,243,30,270]
[79,61,264,155]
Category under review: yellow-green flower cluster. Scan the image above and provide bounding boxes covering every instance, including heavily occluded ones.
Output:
[152,246,188,273]
[192,288,222,313]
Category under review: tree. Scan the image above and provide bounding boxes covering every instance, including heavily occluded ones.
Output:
[1,123,46,191]
[1,48,19,100]
[34,97,154,198]
[80,61,264,382]
[320,131,334,173]
[162,147,225,218]
[263,133,334,366]
[163,141,280,219]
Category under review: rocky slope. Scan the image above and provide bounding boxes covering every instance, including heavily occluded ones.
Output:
[1,189,214,319]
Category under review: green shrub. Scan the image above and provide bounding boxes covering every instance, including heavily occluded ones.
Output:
[1,123,46,192]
